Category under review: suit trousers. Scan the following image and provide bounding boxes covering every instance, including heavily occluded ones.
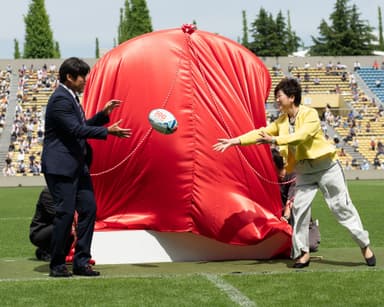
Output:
[44,172,97,270]
[291,159,370,259]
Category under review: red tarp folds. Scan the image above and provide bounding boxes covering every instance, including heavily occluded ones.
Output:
[83,27,291,258]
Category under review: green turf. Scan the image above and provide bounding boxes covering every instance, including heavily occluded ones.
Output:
[0,182,383,306]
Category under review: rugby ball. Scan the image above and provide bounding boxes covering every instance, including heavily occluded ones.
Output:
[148,108,178,134]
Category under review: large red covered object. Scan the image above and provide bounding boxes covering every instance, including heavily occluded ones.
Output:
[83,27,291,258]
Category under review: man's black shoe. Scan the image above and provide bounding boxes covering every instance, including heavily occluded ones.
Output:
[36,248,51,262]
[73,265,100,276]
[49,265,72,277]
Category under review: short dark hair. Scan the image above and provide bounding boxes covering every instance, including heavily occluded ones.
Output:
[274,78,302,106]
[59,57,90,83]
[271,148,284,171]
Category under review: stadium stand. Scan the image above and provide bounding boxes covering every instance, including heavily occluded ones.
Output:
[0,57,383,178]
[356,66,384,102]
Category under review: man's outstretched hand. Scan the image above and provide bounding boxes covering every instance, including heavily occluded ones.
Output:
[107,119,132,138]
[103,99,122,116]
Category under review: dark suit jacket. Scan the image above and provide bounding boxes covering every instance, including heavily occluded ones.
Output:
[42,85,109,178]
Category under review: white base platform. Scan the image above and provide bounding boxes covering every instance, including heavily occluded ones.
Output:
[91,230,289,264]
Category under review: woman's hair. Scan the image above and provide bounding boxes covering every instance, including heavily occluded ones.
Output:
[274,78,302,106]
[59,57,90,83]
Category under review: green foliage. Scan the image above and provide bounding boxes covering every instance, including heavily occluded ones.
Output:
[23,0,57,58]
[310,0,376,55]
[95,37,100,58]
[118,0,153,44]
[378,6,384,51]
[241,10,249,48]
[13,39,21,59]
[53,41,60,58]
[249,8,300,57]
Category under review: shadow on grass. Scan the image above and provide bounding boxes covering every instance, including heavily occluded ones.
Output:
[315,259,364,267]
[132,263,159,268]
[33,263,50,273]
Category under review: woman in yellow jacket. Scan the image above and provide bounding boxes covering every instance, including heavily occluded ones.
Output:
[213,78,375,268]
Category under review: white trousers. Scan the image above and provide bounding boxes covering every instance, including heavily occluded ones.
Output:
[292,159,370,259]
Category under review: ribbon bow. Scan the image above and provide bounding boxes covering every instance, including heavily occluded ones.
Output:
[181,24,197,34]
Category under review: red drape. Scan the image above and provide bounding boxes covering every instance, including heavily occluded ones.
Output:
[83,27,291,258]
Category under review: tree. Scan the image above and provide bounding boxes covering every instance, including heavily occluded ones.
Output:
[23,0,56,58]
[117,0,152,44]
[286,10,301,54]
[249,8,300,57]
[378,6,384,50]
[241,10,249,48]
[95,37,100,58]
[249,8,275,56]
[54,41,61,58]
[13,39,21,59]
[310,0,375,55]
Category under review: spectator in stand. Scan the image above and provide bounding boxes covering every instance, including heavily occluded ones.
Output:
[287,61,294,73]
[333,137,342,149]
[316,61,323,70]
[354,61,361,71]
[377,140,384,156]
[3,163,16,176]
[345,159,352,171]
[375,79,381,87]
[361,159,370,171]
[30,160,41,175]
[313,77,320,85]
[373,60,379,70]
[373,157,381,169]
[295,72,301,83]
[370,137,376,151]
[341,71,347,82]
[304,71,310,82]
[17,149,25,163]
[352,137,359,152]
[338,147,346,157]
[334,84,341,94]
[326,61,333,74]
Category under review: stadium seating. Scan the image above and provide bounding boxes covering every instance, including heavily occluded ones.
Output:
[3,61,384,175]
[356,67,384,102]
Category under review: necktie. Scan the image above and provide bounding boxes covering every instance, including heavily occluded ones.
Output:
[75,95,86,124]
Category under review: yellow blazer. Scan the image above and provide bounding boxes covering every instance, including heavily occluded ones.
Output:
[239,105,335,173]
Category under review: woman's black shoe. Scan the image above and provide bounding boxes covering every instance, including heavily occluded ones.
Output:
[293,260,310,269]
[365,254,376,267]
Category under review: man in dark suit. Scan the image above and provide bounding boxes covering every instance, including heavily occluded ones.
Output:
[42,57,131,277]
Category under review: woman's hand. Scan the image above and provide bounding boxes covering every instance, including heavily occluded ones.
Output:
[212,138,240,152]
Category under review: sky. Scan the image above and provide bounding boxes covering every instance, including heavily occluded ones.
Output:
[0,0,383,59]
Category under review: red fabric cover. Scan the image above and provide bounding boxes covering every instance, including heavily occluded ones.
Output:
[83,28,291,258]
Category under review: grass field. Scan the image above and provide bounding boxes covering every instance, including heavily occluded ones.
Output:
[0,181,383,306]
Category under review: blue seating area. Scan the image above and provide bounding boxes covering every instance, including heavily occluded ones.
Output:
[356,67,384,102]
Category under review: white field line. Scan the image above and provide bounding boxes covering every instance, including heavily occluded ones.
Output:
[0,217,31,221]
[0,267,381,283]
[202,273,256,307]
